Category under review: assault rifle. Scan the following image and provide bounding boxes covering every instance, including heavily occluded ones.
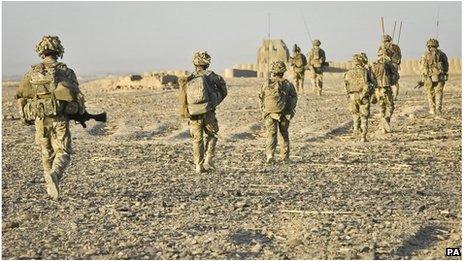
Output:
[413,80,424,89]
[68,110,107,128]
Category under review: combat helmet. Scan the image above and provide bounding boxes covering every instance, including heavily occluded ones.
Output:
[426,38,439,48]
[312,39,321,46]
[382,34,392,42]
[293,44,301,53]
[352,54,364,66]
[193,51,211,67]
[359,52,369,64]
[270,61,287,74]
[35,35,65,58]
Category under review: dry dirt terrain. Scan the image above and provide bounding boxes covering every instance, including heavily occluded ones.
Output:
[2,73,462,259]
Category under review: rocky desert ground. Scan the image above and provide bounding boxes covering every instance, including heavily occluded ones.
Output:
[2,73,462,259]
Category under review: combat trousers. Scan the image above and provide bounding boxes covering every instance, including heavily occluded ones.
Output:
[35,116,72,183]
[348,92,370,139]
[293,69,305,92]
[310,70,323,95]
[189,111,219,166]
[265,114,290,160]
[424,80,445,115]
[376,86,395,132]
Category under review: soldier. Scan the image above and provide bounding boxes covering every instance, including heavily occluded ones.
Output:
[378,34,402,100]
[308,39,326,96]
[344,54,377,142]
[15,35,86,200]
[290,44,307,92]
[179,51,227,173]
[259,61,298,163]
[419,38,449,117]
[371,48,399,133]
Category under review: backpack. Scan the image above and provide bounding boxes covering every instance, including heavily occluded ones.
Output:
[22,62,85,121]
[262,79,289,114]
[293,53,307,68]
[344,67,369,93]
[185,75,211,116]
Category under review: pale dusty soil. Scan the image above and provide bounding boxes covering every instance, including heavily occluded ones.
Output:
[2,73,462,259]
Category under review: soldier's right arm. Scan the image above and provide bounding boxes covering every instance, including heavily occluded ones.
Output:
[16,72,32,99]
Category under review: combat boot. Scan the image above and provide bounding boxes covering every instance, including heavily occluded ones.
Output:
[265,155,274,164]
[44,172,59,200]
[204,155,215,170]
[380,117,391,133]
[360,134,367,142]
[195,164,206,174]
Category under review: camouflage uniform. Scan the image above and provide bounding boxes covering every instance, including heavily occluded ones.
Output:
[16,36,85,200]
[179,51,227,173]
[371,48,399,133]
[344,54,377,142]
[378,34,402,99]
[259,61,298,163]
[419,38,449,116]
[308,39,326,96]
[290,44,307,92]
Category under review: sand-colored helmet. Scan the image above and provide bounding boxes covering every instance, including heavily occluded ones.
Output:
[35,35,64,58]
[382,34,392,42]
[359,52,368,63]
[193,51,211,66]
[293,44,301,53]
[426,38,439,47]
[352,54,365,66]
[270,61,287,74]
[312,39,321,46]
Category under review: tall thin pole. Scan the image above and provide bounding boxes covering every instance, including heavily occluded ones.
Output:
[397,21,403,45]
[267,13,271,79]
[436,7,440,38]
[392,20,397,40]
[381,17,385,38]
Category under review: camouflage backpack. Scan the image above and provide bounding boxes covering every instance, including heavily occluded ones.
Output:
[292,53,307,68]
[185,71,215,116]
[22,62,85,121]
[262,79,289,114]
[344,67,369,93]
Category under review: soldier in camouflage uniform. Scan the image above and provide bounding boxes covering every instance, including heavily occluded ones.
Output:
[259,61,298,163]
[179,51,228,173]
[419,38,449,117]
[16,36,86,200]
[308,39,326,96]
[371,48,399,133]
[290,44,307,93]
[344,54,377,142]
[378,34,402,100]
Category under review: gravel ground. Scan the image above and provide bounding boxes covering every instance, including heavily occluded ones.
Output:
[2,73,461,259]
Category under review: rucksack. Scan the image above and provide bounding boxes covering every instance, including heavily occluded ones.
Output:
[293,53,307,68]
[262,79,289,114]
[185,75,212,116]
[22,63,85,120]
[344,67,369,93]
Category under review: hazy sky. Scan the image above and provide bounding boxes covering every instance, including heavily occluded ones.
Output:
[2,1,461,77]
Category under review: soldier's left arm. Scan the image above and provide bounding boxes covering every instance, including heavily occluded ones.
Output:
[287,81,298,110]
[441,51,449,74]
[320,49,326,63]
[212,72,228,102]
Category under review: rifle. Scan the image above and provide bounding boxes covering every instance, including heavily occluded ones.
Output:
[68,110,107,128]
[414,80,424,89]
